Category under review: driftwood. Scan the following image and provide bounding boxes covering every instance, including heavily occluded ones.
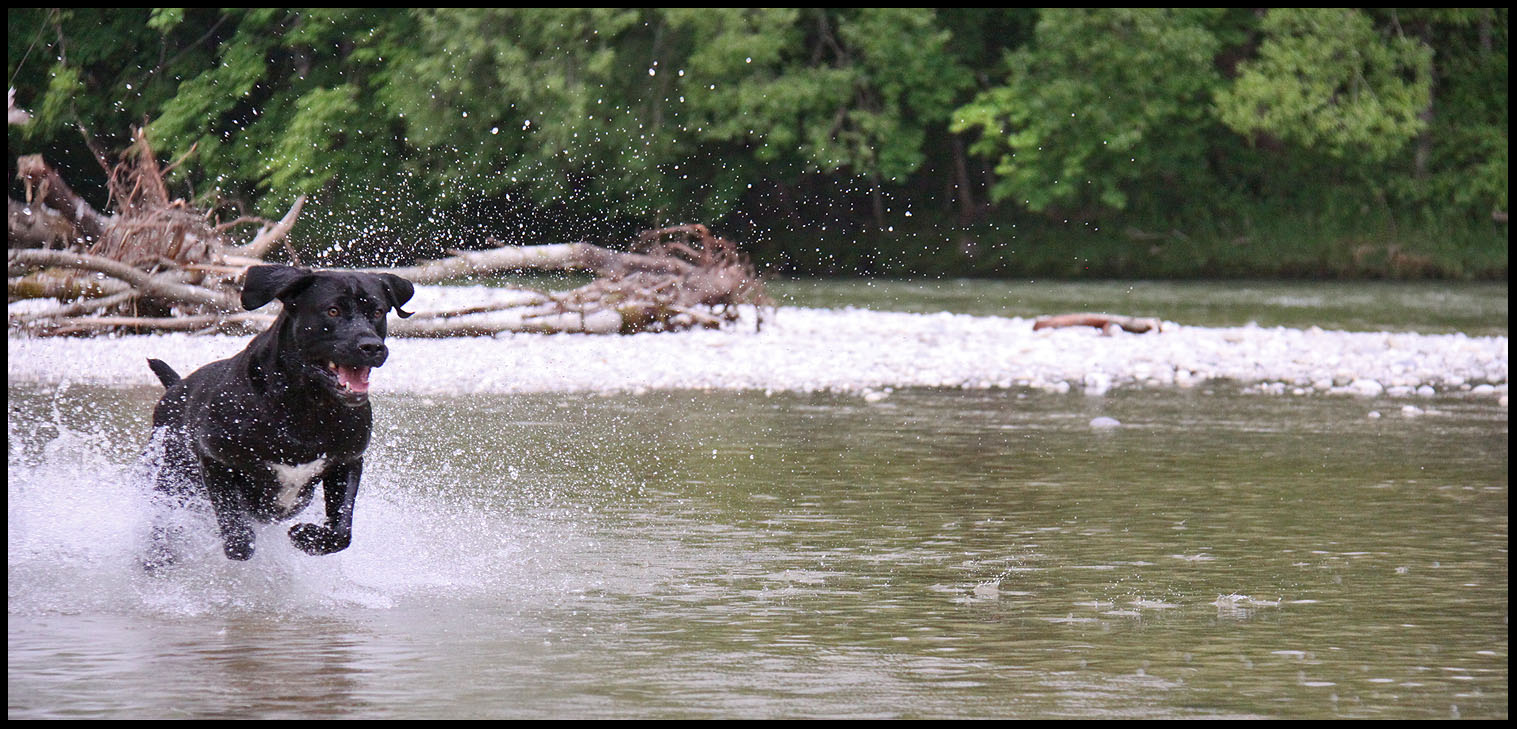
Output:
[8,127,306,332]
[1033,313,1163,334]
[8,124,769,337]
[363,224,771,336]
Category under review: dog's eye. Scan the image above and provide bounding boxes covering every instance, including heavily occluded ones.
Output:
[327,306,341,318]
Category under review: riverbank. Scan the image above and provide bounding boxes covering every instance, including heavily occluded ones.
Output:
[8,288,1508,404]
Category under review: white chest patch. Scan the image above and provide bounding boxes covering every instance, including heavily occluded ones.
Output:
[267,458,327,509]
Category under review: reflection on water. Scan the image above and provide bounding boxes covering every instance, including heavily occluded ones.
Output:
[7,382,1508,719]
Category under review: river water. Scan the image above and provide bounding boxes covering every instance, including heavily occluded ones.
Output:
[7,280,1508,719]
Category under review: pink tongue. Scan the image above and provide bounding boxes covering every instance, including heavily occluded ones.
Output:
[336,365,371,393]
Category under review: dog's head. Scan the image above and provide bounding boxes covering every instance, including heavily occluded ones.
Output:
[242,265,415,406]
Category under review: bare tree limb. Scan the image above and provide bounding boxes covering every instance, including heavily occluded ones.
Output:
[231,194,306,259]
[36,311,271,336]
[358,241,695,284]
[8,289,136,324]
[16,154,112,246]
[8,248,240,311]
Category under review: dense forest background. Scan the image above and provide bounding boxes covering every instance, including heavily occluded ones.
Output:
[7,8,1508,279]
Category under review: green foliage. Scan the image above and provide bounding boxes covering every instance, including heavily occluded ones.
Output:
[1401,8,1508,216]
[836,8,973,180]
[6,8,1507,278]
[382,9,651,208]
[146,8,184,33]
[1215,8,1432,161]
[147,9,408,218]
[952,9,1230,212]
[11,9,184,143]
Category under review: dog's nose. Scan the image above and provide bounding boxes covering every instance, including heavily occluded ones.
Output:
[359,341,386,358]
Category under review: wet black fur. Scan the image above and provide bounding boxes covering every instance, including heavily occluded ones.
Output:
[143,265,413,566]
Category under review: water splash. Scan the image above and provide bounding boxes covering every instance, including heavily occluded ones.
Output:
[7,408,596,619]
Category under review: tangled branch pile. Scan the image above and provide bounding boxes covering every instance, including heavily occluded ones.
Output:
[7,126,769,337]
[374,224,771,336]
[8,128,305,334]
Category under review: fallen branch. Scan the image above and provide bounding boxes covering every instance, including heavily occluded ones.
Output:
[358,240,694,284]
[15,153,112,247]
[1033,313,1163,334]
[36,311,272,337]
[230,195,306,259]
[9,289,136,324]
[8,248,240,311]
[353,224,771,335]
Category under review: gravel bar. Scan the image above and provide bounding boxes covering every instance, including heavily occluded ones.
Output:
[8,286,1508,403]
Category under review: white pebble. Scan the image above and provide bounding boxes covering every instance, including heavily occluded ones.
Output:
[1349,379,1384,397]
[1084,373,1112,396]
[1089,416,1121,429]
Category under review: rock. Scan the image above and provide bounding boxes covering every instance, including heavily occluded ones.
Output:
[1348,379,1384,397]
[1083,372,1112,396]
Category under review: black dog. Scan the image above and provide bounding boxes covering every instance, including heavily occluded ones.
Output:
[143,265,413,565]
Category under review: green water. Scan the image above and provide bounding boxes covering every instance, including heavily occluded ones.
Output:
[442,275,1508,334]
[7,279,1509,718]
[770,278,1509,335]
[7,379,1508,719]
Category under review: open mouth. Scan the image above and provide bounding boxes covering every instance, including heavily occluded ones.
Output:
[315,360,373,405]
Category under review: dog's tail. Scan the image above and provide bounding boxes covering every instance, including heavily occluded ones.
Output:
[147,358,182,388]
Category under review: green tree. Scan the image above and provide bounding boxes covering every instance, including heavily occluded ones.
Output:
[1394,8,1507,217]
[8,8,1503,277]
[1214,8,1432,162]
[380,9,658,211]
[667,8,972,226]
[951,8,1233,213]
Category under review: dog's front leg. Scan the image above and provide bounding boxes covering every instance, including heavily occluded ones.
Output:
[203,462,257,560]
[289,460,361,555]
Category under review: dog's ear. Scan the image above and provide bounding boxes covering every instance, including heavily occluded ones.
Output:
[241,265,315,311]
[378,273,416,319]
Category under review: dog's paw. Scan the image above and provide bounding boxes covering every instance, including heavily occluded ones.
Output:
[289,523,350,555]
[140,550,177,573]
[142,529,180,572]
[224,541,255,560]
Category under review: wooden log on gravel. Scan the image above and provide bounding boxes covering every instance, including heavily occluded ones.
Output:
[1033,313,1163,334]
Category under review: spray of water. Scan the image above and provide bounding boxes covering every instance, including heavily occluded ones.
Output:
[8,386,600,619]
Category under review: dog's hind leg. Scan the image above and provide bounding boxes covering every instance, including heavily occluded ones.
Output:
[140,428,197,572]
[142,521,179,572]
